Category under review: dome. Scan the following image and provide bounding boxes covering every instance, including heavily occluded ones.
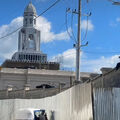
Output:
[24,2,37,14]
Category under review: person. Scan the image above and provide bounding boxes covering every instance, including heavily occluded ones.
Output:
[35,114,39,120]
[39,111,45,120]
[44,113,48,120]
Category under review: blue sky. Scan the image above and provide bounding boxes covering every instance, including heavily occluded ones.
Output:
[0,0,120,73]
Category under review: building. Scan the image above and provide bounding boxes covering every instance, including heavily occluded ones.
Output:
[0,68,97,90]
[2,2,59,70]
[0,2,98,91]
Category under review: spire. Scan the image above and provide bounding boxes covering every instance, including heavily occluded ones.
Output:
[23,2,37,27]
[24,2,37,15]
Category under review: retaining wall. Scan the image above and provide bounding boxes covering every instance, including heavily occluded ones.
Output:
[0,83,93,120]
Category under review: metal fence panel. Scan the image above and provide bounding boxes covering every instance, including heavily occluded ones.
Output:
[93,88,120,120]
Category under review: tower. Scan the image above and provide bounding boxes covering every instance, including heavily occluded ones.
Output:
[18,2,40,52]
[12,2,47,63]
[2,2,59,70]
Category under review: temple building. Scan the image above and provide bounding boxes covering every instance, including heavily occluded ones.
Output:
[0,2,98,91]
[2,2,59,70]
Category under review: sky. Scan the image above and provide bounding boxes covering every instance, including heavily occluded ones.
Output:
[0,0,120,73]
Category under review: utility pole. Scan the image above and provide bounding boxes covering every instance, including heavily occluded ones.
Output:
[67,0,89,82]
[76,0,81,82]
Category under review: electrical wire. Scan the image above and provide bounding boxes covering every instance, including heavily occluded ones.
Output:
[0,27,22,40]
[36,0,61,19]
[65,10,76,43]
[71,12,77,43]
[0,0,61,40]
[82,15,89,42]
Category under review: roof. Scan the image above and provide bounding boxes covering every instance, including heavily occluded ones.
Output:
[24,2,37,14]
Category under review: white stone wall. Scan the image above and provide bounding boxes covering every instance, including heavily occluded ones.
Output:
[0,83,93,120]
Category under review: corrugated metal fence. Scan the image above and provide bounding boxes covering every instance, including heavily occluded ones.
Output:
[93,88,120,120]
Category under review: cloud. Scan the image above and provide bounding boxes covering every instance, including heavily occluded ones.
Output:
[81,20,94,31]
[51,48,84,69]
[0,16,69,59]
[51,49,120,73]
[81,55,119,73]
[36,16,69,43]
[0,17,23,60]
[51,48,76,68]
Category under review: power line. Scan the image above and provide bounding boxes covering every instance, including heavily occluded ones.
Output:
[0,27,22,40]
[0,0,61,40]
[71,12,77,42]
[36,0,61,19]
[65,10,76,43]
[82,15,89,42]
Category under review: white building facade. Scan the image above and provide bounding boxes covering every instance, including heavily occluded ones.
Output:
[12,2,47,63]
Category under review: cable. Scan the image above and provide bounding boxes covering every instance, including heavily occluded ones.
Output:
[36,0,61,19]
[0,27,22,40]
[0,0,61,40]
[71,12,77,42]
[65,10,76,42]
[82,16,89,42]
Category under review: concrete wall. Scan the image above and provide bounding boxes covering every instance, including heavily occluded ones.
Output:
[0,68,75,90]
[0,83,93,120]
[92,69,120,88]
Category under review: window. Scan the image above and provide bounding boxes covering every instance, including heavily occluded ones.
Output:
[38,56,39,61]
[25,18,27,25]
[29,55,30,60]
[26,55,28,60]
[30,18,33,24]
[24,55,25,60]
[29,34,33,40]
[34,19,36,25]
[33,55,35,60]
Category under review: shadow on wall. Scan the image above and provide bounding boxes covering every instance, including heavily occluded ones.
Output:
[50,111,55,120]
